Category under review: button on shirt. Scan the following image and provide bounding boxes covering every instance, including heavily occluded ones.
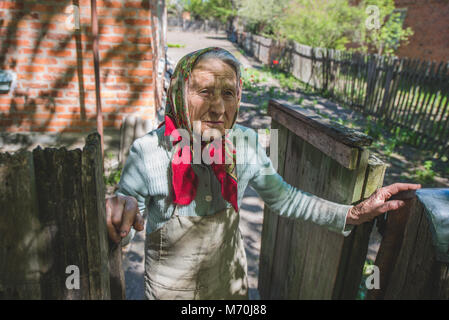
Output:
[116,124,353,241]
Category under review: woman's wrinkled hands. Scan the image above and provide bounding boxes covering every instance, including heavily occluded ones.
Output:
[346,183,422,225]
[106,194,145,243]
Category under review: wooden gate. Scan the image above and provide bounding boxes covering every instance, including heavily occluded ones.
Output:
[0,133,125,299]
[259,99,387,299]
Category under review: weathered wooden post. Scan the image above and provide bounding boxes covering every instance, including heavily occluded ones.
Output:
[258,99,387,299]
[0,133,125,299]
[119,116,154,167]
[368,188,449,299]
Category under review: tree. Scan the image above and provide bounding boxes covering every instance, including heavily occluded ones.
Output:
[357,0,413,55]
[236,0,289,37]
[278,0,361,49]
[180,0,236,23]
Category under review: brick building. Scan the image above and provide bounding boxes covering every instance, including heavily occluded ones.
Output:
[394,0,449,62]
[0,0,166,134]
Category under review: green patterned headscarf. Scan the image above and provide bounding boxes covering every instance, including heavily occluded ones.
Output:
[163,47,242,211]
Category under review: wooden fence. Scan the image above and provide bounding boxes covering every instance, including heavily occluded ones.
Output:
[259,99,449,299]
[0,133,125,299]
[368,189,449,299]
[233,31,449,157]
[259,99,387,299]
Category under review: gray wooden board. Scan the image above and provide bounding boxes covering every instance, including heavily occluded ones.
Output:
[0,133,122,300]
[272,130,362,299]
[384,200,449,299]
[258,120,288,299]
[33,146,92,299]
[333,154,387,299]
[0,151,42,299]
[82,133,113,299]
[268,100,370,169]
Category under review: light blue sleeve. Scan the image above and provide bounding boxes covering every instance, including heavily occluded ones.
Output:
[114,139,150,244]
[248,141,353,236]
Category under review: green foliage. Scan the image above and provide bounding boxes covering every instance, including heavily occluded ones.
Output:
[105,151,116,160]
[104,165,122,187]
[241,67,263,91]
[357,259,375,300]
[278,0,361,49]
[236,0,413,54]
[180,0,236,23]
[356,0,413,55]
[237,0,289,36]
[413,160,436,184]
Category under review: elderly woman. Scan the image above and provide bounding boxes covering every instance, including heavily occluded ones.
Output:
[106,47,420,300]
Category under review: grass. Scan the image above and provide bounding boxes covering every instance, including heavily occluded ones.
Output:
[412,160,437,184]
[167,43,186,48]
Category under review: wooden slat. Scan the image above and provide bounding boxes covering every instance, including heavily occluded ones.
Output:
[258,121,289,299]
[384,58,405,121]
[0,133,123,300]
[408,61,433,140]
[421,62,447,147]
[32,146,93,300]
[333,154,387,299]
[384,200,449,299]
[278,133,372,299]
[379,57,395,116]
[394,58,416,124]
[414,61,441,146]
[0,151,42,299]
[398,60,427,127]
[268,100,372,169]
[82,133,114,299]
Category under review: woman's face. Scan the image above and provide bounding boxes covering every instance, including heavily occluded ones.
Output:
[187,57,239,136]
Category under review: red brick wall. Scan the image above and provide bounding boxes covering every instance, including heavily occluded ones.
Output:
[0,0,157,133]
[395,0,449,62]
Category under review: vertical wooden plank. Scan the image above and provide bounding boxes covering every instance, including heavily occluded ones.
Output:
[383,200,449,299]
[333,154,387,299]
[391,58,416,125]
[358,53,369,111]
[33,147,93,300]
[397,60,427,127]
[258,120,289,299]
[436,95,449,156]
[120,116,137,167]
[408,61,434,143]
[372,56,387,116]
[420,62,445,145]
[279,137,368,299]
[414,62,441,147]
[0,152,42,299]
[265,129,297,299]
[384,58,404,121]
[379,57,395,118]
[426,63,449,151]
[82,133,114,299]
[393,58,415,125]
[1,134,120,300]
[364,54,377,115]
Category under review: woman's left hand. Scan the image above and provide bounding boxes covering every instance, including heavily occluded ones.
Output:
[346,183,422,225]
